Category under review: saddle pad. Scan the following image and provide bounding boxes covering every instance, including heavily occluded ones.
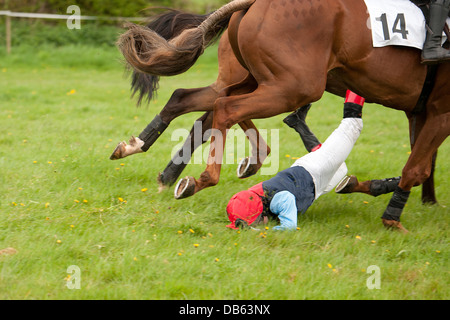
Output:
[364,0,426,49]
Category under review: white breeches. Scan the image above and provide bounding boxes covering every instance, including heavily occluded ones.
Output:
[292,118,363,199]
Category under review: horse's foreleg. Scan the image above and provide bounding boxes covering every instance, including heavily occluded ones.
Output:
[236,120,271,179]
[110,86,218,160]
[382,111,449,232]
[158,111,213,190]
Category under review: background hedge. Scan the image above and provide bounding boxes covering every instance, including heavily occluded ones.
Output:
[2,0,229,16]
[0,0,229,47]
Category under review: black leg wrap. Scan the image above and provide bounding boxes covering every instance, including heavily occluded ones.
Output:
[381,186,411,222]
[138,114,169,152]
[159,139,194,186]
[159,118,211,186]
[370,176,401,197]
[343,102,363,118]
[283,105,321,152]
[159,159,188,186]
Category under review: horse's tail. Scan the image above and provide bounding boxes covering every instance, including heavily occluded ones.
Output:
[130,10,211,106]
[118,0,255,77]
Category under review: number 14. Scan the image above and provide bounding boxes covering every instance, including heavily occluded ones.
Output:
[376,13,409,40]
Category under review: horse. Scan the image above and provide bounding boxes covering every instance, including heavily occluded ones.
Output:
[117,0,450,230]
[112,9,439,204]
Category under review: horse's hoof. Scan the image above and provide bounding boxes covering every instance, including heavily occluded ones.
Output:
[110,136,144,160]
[335,175,359,194]
[237,157,258,179]
[174,176,196,199]
[382,219,409,234]
[110,141,127,160]
[157,173,169,193]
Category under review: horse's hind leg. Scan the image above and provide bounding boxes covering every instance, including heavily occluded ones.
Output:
[110,86,218,160]
[158,111,213,190]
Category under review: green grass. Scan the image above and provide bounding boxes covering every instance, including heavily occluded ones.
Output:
[0,43,449,300]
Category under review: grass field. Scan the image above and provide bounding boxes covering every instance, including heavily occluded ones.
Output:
[0,42,448,300]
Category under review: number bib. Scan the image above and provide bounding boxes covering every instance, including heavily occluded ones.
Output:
[364,0,426,50]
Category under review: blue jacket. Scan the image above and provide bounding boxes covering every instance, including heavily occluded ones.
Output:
[262,166,315,230]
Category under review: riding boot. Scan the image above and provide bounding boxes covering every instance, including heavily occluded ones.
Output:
[283,104,322,152]
[335,176,401,197]
[421,0,450,64]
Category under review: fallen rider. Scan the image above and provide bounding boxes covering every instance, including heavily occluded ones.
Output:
[226,90,402,231]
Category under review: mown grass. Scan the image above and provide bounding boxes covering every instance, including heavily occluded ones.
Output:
[0,43,448,300]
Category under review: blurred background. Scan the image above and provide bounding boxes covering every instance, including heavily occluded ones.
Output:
[1,0,229,15]
[0,0,229,48]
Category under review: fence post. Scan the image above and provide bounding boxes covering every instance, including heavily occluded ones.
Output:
[6,13,11,54]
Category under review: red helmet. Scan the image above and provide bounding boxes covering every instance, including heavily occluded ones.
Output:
[226,182,265,229]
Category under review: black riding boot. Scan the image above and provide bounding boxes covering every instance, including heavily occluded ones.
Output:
[422,0,450,64]
[283,104,322,152]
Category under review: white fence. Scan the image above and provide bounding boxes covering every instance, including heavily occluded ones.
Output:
[0,10,147,53]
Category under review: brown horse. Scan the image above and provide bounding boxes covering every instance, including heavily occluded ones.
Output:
[111,10,410,196]
[113,12,438,204]
[118,0,449,230]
